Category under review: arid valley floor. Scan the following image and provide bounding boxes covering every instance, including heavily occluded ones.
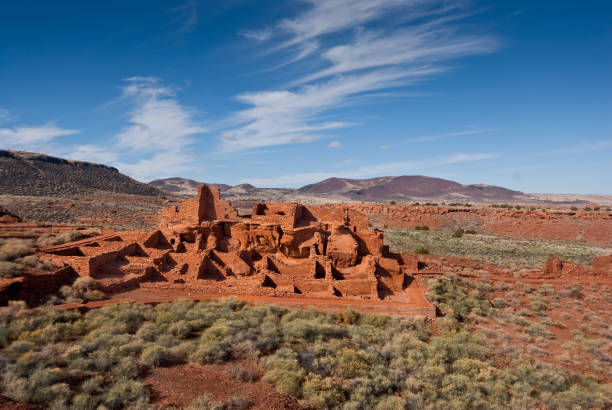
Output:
[0,182,611,409]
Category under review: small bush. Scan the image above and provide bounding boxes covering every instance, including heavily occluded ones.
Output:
[60,277,106,303]
[35,228,100,247]
[492,298,508,308]
[219,395,252,410]
[452,228,464,238]
[0,239,34,262]
[230,365,258,382]
[0,261,21,278]
[414,225,429,231]
[264,349,306,396]
[415,246,429,255]
[529,295,548,315]
[187,393,217,410]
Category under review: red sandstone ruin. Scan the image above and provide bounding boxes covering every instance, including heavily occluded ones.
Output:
[37,185,432,313]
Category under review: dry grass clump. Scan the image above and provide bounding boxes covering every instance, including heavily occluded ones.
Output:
[229,364,259,382]
[0,239,54,278]
[0,291,610,409]
[186,393,251,410]
[35,228,100,247]
[59,277,106,303]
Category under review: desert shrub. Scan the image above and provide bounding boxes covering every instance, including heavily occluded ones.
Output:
[538,284,556,296]
[230,364,258,382]
[492,298,508,308]
[415,246,429,255]
[414,225,429,231]
[374,395,408,410]
[528,295,548,315]
[1,297,609,410]
[186,393,218,410]
[60,277,106,303]
[302,375,345,408]
[584,207,592,211]
[35,228,100,247]
[104,379,148,409]
[517,283,536,294]
[0,239,33,261]
[218,395,252,410]
[526,323,554,339]
[560,284,584,299]
[264,349,306,396]
[0,261,21,278]
[452,228,464,238]
[139,345,170,367]
[464,229,476,234]
[426,275,490,321]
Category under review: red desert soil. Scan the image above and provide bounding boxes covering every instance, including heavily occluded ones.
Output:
[0,396,43,410]
[145,362,303,410]
[348,204,612,244]
[58,282,434,318]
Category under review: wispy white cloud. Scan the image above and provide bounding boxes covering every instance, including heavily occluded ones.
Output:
[170,0,199,33]
[544,140,612,155]
[0,123,79,150]
[225,1,499,153]
[328,141,342,148]
[115,77,205,153]
[406,128,495,143]
[243,152,497,187]
[240,28,273,42]
[379,144,391,149]
[295,23,498,85]
[220,68,440,151]
[70,77,206,181]
[70,145,118,164]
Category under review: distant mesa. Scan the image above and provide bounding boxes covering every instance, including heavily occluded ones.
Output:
[0,150,163,197]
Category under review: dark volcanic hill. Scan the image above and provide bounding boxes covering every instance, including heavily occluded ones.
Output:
[298,175,524,202]
[0,150,163,197]
[150,175,526,203]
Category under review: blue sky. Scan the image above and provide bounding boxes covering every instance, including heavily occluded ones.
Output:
[1,0,610,193]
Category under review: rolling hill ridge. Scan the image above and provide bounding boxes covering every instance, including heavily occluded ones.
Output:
[0,150,163,197]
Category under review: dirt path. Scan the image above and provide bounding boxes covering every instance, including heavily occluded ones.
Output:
[57,285,436,317]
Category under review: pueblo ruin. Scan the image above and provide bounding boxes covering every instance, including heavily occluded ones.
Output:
[38,185,433,315]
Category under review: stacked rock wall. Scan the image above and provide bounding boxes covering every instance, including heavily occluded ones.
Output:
[39,185,420,303]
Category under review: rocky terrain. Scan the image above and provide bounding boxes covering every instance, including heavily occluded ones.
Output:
[0,150,163,197]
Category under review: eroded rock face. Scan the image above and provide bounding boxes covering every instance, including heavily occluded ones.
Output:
[38,185,416,301]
